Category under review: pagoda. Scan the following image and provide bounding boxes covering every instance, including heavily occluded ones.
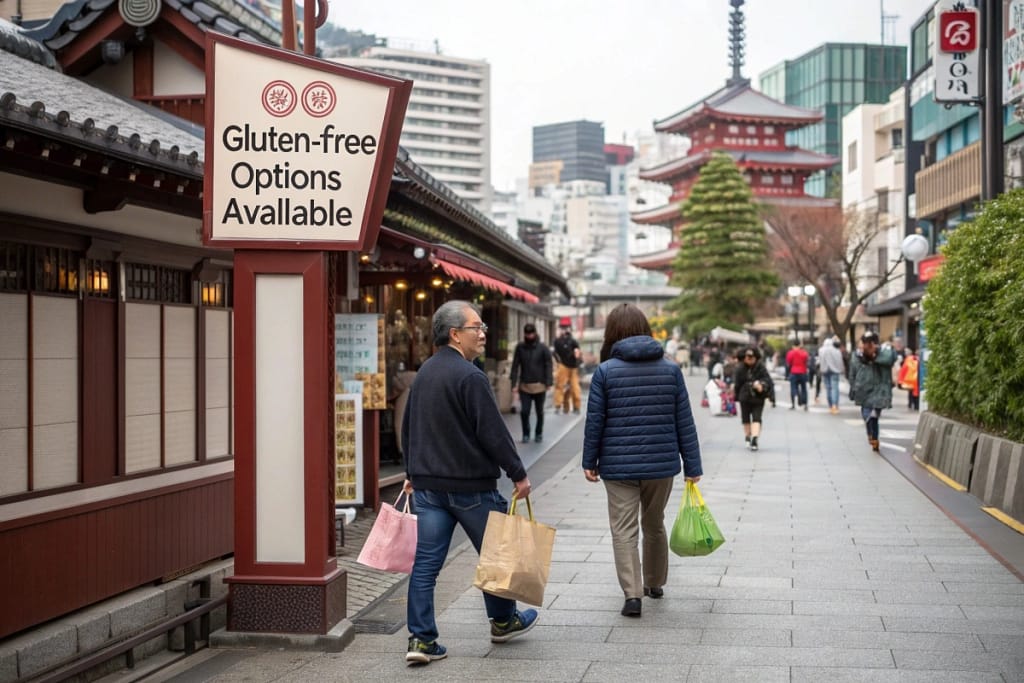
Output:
[632,0,837,273]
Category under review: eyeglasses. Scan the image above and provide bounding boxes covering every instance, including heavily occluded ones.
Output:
[457,324,488,334]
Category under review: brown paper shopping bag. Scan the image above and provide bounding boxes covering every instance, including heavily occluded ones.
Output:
[473,495,556,606]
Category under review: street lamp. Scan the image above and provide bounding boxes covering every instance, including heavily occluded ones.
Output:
[901,234,930,275]
[787,285,802,341]
[803,284,816,344]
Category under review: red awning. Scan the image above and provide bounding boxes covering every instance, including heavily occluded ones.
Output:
[432,258,539,304]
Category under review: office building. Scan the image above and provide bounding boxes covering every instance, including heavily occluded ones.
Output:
[531,120,607,190]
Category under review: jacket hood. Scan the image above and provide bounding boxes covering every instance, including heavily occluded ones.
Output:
[611,335,665,362]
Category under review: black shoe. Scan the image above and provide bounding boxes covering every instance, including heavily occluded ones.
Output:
[521,435,531,443]
[621,598,642,617]
[643,587,664,599]
[751,437,759,452]
[535,434,543,443]
[572,408,580,414]
[744,435,751,444]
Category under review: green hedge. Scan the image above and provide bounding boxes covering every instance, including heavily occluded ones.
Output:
[924,188,1024,441]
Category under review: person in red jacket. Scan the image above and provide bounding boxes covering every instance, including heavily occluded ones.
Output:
[897,348,920,411]
[785,339,810,410]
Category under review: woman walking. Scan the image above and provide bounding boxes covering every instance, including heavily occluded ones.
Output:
[733,346,775,451]
[581,304,703,618]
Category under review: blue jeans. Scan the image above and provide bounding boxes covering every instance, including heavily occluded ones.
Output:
[861,406,882,440]
[407,489,516,642]
[823,371,841,408]
[789,372,808,406]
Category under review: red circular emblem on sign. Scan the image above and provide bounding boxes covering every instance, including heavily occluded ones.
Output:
[301,81,337,118]
[261,80,297,117]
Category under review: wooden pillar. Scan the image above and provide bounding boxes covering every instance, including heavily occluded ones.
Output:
[225,250,345,634]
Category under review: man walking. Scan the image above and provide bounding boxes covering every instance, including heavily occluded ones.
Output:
[401,301,538,665]
[818,335,846,414]
[849,330,896,452]
[785,339,810,410]
[552,322,582,414]
[510,323,553,443]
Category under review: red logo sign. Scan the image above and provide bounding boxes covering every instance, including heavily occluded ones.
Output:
[939,10,978,53]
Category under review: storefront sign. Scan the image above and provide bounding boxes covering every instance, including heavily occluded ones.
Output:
[335,313,386,409]
[1006,0,1024,103]
[917,253,946,282]
[934,2,980,103]
[203,33,411,250]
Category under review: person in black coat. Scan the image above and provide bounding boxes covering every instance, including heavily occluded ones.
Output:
[510,323,553,443]
[733,346,775,452]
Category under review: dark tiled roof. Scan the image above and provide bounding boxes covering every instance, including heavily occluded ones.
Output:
[0,18,57,68]
[24,0,281,50]
[655,83,823,132]
[0,48,204,176]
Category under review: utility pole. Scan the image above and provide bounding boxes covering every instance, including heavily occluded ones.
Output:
[981,0,1005,200]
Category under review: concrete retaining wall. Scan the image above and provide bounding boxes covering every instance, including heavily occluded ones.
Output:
[970,434,1024,522]
[913,411,1024,524]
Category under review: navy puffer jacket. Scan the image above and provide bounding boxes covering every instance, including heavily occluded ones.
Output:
[582,335,702,480]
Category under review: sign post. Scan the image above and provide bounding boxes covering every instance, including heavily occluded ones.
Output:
[204,32,410,637]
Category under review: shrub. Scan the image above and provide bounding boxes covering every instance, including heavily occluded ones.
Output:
[924,188,1024,441]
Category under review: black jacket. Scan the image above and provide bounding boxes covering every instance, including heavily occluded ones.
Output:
[553,333,581,368]
[734,361,775,404]
[402,345,526,491]
[510,338,553,388]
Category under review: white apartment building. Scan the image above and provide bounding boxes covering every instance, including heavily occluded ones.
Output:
[841,87,907,307]
[337,45,492,215]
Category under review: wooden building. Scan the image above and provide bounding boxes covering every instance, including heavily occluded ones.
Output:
[0,0,564,641]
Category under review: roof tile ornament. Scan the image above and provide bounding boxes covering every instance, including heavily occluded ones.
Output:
[727,0,747,87]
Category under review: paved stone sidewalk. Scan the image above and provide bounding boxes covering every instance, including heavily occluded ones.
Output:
[160,377,1024,682]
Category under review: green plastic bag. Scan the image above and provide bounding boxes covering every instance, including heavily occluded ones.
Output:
[669,481,725,557]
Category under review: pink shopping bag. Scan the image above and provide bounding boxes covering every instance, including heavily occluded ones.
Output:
[356,491,417,573]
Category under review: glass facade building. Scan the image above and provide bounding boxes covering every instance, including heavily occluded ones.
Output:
[759,43,907,197]
[532,120,607,188]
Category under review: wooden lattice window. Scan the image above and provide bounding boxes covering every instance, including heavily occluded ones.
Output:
[125,263,192,304]
[0,241,29,292]
[33,246,80,295]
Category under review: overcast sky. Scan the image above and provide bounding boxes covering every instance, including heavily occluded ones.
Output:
[327,0,935,190]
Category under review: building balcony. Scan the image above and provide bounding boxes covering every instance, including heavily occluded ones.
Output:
[915,141,980,219]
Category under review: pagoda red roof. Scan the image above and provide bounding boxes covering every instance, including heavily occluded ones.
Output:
[654,83,823,134]
[639,148,837,183]
[631,200,684,226]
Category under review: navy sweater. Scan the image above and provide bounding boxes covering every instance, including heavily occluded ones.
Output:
[402,345,527,491]
[582,335,702,480]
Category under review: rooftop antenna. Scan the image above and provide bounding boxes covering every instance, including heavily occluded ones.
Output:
[727,0,748,86]
[880,0,899,45]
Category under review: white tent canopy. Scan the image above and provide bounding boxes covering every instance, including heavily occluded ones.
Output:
[709,326,750,345]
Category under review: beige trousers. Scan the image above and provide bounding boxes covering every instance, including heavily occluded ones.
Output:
[554,365,581,411]
[602,477,675,599]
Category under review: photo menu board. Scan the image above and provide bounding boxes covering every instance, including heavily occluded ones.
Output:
[335,313,386,409]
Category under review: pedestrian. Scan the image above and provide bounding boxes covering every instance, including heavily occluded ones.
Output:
[552,321,582,414]
[785,339,810,410]
[401,300,538,666]
[510,323,553,443]
[733,346,775,451]
[664,333,680,365]
[897,348,920,411]
[581,303,702,618]
[848,330,896,453]
[689,342,702,376]
[817,335,846,414]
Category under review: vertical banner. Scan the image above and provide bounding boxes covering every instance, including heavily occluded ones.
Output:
[1005,0,1024,104]
[934,1,981,103]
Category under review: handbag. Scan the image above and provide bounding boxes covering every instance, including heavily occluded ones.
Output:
[356,491,417,573]
[670,481,726,557]
[473,495,556,606]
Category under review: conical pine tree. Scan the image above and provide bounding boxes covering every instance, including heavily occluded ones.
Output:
[666,152,779,335]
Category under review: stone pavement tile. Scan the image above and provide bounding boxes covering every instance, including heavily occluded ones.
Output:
[942,581,1024,594]
[892,649,1024,677]
[791,629,984,651]
[868,567,1021,583]
[580,662,694,683]
[718,575,792,589]
[791,577,948,592]
[960,605,1024,621]
[874,590,1024,607]
[793,602,964,618]
[604,626,703,645]
[881,615,1024,635]
[976,633,1024,652]
[686,665,791,683]
[710,599,793,615]
[927,562,1023,577]
[791,667,1004,682]
[697,628,791,647]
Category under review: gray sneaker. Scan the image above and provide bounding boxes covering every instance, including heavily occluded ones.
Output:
[406,637,447,665]
[490,609,539,643]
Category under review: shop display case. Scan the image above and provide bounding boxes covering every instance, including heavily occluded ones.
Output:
[334,393,363,505]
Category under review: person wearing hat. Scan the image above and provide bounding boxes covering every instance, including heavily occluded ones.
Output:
[510,323,553,443]
[552,321,582,415]
[848,330,896,452]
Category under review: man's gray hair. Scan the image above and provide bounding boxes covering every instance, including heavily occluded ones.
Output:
[433,300,479,346]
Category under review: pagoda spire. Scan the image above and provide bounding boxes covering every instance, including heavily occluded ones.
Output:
[727,0,748,87]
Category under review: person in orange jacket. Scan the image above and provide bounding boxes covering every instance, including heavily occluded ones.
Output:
[897,348,920,411]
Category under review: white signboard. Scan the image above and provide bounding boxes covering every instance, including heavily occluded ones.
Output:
[1006,0,1024,104]
[204,34,411,250]
[934,1,980,103]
